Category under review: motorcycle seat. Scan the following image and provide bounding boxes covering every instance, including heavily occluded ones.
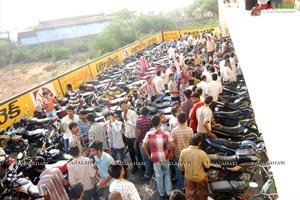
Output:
[28,185,43,198]
[110,86,119,91]
[209,180,247,194]
[28,118,52,125]
[209,180,233,193]
[156,96,172,104]
[230,180,248,193]
[212,124,246,135]
[109,98,125,106]
[208,154,238,163]
[211,138,242,149]
[80,91,93,98]
[114,92,127,99]
[155,101,171,109]
[115,81,126,87]
[147,106,158,115]
[158,107,172,115]
[214,110,239,117]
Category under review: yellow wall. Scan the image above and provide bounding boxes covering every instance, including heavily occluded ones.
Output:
[0,29,213,129]
[58,65,92,94]
[163,30,180,42]
[0,93,35,129]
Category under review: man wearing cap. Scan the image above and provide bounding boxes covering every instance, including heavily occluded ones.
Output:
[41,91,61,118]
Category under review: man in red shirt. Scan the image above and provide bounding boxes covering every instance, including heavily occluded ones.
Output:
[41,91,61,118]
[189,92,204,133]
[142,115,174,199]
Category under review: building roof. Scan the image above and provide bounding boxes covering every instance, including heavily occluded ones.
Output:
[37,13,108,29]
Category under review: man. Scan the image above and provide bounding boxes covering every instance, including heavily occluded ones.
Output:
[66,84,81,107]
[134,107,152,180]
[206,35,216,61]
[196,75,208,101]
[105,112,125,162]
[178,134,211,200]
[196,96,221,150]
[170,112,193,192]
[141,76,157,103]
[90,140,115,200]
[160,65,169,90]
[193,51,202,66]
[139,55,149,72]
[68,146,98,200]
[189,92,204,133]
[192,64,202,81]
[174,56,185,72]
[69,182,85,200]
[120,101,142,174]
[168,73,179,102]
[169,105,182,132]
[152,70,165,102]
[224,59,237,83]
[34,156,69,200]
[109,163,141,200]
[86,113,108,151]
[181,89,193,125]
[207,73,223,102]
[60,105,80,153]
[109,191,123,200]
[78,109,90,147]
[142,115,174,199]
[69,122,84,156]
[41,91,61,118]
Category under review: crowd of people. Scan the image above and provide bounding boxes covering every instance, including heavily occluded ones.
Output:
[35,30,239,200]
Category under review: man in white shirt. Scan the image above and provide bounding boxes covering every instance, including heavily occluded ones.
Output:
[206,73,223,102]
[60,105,79,153]
[120,101,143,174]
[206,35,216,61]
[152,70,165,102]
[167,45,176,60]
[197,75,208,100]
[161,65,169,90]
[224,59,237,82]
[68,146,98,200]
[168,73,179,102]
[109,163,141,200]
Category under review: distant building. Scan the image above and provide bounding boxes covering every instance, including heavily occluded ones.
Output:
[18,13,109,45]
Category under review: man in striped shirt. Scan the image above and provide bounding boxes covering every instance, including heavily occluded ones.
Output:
[34,156,69,200]
[170,112,194,192]
[134,107,152,180]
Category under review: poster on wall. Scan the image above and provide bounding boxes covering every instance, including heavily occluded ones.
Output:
[29,83,56,109]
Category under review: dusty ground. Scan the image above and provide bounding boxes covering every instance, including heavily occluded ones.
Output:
[0,60,87,102]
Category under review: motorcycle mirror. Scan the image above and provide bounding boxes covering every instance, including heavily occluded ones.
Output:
[249,182,259,188]
[17,152,24,160]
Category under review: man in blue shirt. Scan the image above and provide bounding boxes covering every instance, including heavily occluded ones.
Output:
[90,140,115,200]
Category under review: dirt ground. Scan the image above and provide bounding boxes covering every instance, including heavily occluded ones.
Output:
[0,60,87,102]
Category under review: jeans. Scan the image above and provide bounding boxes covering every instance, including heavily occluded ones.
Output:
[199,134,209,151]
[153,162,172,196]
[156,92,165,102]
[138,141,152,178]
[173,156,184,191]
[125,138,143,167]
[97,186,109,200]
[64,139,69,153]
[82,186,99,200]
[46,109,57,118]
[112,148,124,162]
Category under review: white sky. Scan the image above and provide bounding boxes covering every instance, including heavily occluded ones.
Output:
[0,0,194,31]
